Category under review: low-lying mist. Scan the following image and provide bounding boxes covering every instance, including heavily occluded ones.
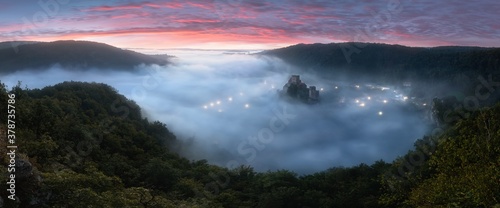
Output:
[2,50,430,174]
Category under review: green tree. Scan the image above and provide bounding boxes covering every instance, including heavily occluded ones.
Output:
[409,105,500,207]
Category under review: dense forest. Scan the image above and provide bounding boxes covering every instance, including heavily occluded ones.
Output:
[0,41,169,74]
[262,43,500,84]
[0,81,499,207]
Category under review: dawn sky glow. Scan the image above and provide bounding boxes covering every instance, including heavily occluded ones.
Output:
[1,0,499,49]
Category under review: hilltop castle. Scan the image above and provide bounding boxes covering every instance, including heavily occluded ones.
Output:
[281,75,319,103]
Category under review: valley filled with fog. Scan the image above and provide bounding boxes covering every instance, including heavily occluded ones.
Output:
[2,50,430,174]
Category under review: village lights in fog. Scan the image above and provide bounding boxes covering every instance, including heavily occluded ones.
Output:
[2,46,432,175]
[378,111,383,116]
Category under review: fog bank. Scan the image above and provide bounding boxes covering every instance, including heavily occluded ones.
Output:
[2,50,429,174]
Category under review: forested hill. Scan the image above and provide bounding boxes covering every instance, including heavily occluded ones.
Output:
[261,43,500,82]
[0,81,499,207]
[0,40,169,74]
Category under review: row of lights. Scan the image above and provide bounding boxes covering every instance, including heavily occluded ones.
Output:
[202,93,251,112]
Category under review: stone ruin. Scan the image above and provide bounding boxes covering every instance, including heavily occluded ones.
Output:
[281,75,319,104]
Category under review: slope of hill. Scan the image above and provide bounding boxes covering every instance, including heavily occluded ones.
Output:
[0,40,169,74]
[0,41,39,50]
[261,42,500,82]
[0,80,499,207]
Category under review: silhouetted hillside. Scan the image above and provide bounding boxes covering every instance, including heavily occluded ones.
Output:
[0,40,169,74]
[0,41,39,50]
[262,42,500,82]
[0,81,498,207]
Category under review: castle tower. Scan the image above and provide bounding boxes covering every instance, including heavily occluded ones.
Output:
[288,75,301,85]
[309,86,319,102]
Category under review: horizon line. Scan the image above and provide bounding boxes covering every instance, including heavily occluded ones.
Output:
[1,40,498,51]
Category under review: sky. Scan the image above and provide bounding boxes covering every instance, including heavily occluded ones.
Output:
[0,0,499,50]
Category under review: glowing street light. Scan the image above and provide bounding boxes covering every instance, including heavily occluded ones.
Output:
[383,100,388,104]
[378,111,383,116]
[360,103,365,107]
[228,97,233,101]
[244,104,250,108]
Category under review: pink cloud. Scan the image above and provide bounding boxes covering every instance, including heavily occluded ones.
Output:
[187,2,213,10]
[383,30,414,39]
[1,1,499,49]
[83,4,142,12]
[144,2,184,9]
[110,14,138,19]
[175,19,219,23]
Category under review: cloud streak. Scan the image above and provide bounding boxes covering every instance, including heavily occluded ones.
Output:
[0,0,499,49]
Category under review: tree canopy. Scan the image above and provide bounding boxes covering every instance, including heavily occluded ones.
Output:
[0,81,498,207]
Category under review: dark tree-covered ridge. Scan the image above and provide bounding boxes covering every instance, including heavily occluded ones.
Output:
[262,42,500,82]
[0,81,498,207]
[0,40,169,74]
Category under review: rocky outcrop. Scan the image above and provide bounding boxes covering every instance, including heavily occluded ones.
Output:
[281,75,319,104]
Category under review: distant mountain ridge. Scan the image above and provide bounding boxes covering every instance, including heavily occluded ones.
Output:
[0,41,40,50]
[0,40,169,74]
[261,42,500,82]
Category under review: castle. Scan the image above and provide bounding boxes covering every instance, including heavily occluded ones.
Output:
[282,75,319,103]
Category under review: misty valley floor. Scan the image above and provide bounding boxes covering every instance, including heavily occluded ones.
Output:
[3,50,430,174]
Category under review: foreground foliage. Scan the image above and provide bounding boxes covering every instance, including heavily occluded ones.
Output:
[0,81,498,207]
